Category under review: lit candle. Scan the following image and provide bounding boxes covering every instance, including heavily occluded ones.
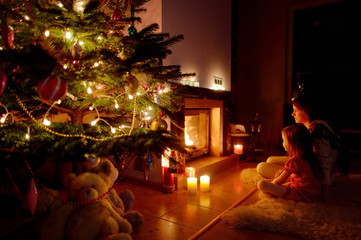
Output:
[200,175,210,192]
[185,167,195,177]
[187,177,197,195]
[233,144,243,154]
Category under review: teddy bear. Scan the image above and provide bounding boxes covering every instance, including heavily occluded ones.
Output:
[40,171,134,240]
[79,156,143,229]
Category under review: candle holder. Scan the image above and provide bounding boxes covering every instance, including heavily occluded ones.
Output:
[233,144,246,160]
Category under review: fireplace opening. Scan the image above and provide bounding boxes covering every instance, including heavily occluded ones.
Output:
[184,109,210,160]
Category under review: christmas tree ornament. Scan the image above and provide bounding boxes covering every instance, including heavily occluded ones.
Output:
[26,177,38,215]
[71,41,83,61]
[37,75,67,102]
[111,7,122,21]
[128,24,137,36]
[0,70,7,96]
[150,117,167,131]
[125,72,138,95]
[1,22,14,49]
[83,153,101,169]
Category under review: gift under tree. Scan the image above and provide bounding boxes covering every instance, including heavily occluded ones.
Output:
[0,0,192,212]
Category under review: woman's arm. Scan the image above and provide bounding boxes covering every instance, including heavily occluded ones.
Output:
[272,170,291,185]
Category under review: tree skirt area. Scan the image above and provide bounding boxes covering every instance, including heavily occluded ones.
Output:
[224,168,361,240]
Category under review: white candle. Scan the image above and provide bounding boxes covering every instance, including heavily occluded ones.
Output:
[187,177,197,195]
[200,175,210,192]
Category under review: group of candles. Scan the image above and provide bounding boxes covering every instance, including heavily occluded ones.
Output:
[185,167,210,195]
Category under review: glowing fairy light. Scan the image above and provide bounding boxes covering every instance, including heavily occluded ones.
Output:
[24,15,30,21]
[128,94,133,100]
[93,62,99,67]
[97,36,102,40]
[91,119,98,126]
[44,30,50,37]
[148,106,152,110]
[65,31,72,39]
[25,127,30,140]
[89,105,94,111]
[58,3,64,8]
[79,41,84,45]
[87,87,92,94]
[0,114,6,123]
[111,128,116,134]
[43,118,51,126]
[114,100,119,109]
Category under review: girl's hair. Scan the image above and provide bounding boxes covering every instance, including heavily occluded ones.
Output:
[282,123,323,179]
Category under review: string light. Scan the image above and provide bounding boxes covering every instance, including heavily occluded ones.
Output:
[114,100,119,109]
[87,87,92,94]
[0,103,14,124]
[128,94,133,99]
[25,127,30,140]
[44,29,50,37]
[42,100,61,127]
[65,31,72,39]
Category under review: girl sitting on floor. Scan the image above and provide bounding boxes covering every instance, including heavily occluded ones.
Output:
[257,123,323,202]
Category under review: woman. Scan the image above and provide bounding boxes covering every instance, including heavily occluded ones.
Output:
[257,94,343,199]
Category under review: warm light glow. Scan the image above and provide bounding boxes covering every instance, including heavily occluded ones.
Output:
[185,167,195,177]
[43,118,51,126]
[87,87,92,94]
[187,177,198,195]
[24,15,30,21]
[111,128,116,134]
[200,175,210,192]
[91,120,98,126]
[0,115,6,123]
[44,30,50,37]
[234,144,243,154]
[65,31,72,39]
[63,64,67,69]
[57,3,63,8]
[25,133,30,140]
[184,128,194,146]
[114,100,119,109]
[128,94,133,99]
[93,62,99,67]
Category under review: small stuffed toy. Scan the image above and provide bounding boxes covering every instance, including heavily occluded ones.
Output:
[82,157,143,229]
[40,172,134,240]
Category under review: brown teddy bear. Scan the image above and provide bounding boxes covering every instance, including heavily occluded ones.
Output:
[40,172,134,240]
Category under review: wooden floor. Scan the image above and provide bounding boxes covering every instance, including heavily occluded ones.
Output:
[121,158,299,240]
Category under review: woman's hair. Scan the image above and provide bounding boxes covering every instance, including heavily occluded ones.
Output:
[291,94,318,121]
[282,123,323,179]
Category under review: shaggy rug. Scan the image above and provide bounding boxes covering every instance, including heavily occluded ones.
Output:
[225,168,361,240]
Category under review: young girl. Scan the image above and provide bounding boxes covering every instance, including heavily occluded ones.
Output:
[257,124,322,201]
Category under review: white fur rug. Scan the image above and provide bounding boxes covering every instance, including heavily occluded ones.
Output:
[225,168,361,240]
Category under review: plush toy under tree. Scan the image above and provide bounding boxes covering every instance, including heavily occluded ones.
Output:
[0,0,191,224]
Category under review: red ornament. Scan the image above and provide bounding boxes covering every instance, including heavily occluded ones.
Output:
[1,23,14,49]
[0,70,7,96]
[37,75,67,102]
[112,7,122,21]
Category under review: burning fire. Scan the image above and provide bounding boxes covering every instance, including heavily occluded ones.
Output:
[184,128,194,146]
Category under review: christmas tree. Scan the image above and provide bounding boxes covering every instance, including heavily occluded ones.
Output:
[0,0,192,189]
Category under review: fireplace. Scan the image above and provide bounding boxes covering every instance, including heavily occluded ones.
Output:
[184,109,210,159]
[184,98,224,158]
